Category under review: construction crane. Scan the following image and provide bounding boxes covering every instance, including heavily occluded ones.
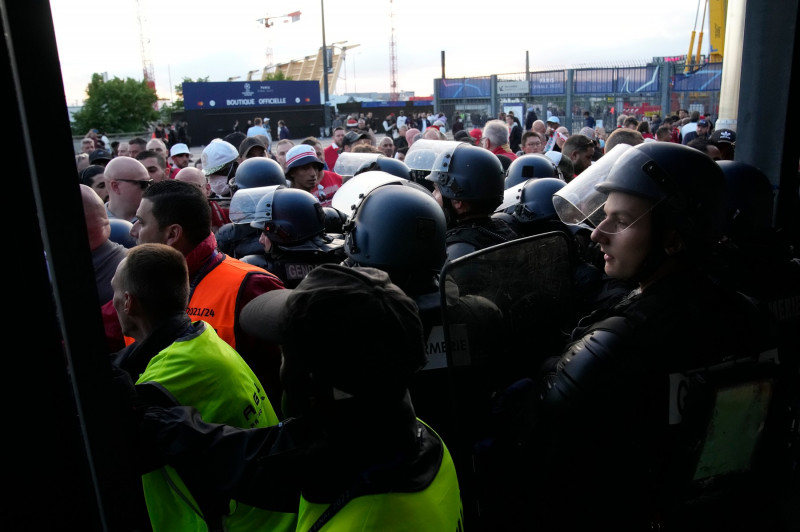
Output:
[685,0,727,73]
[389,0,399,101]
[257,11,302,78]
[135,0,156,95]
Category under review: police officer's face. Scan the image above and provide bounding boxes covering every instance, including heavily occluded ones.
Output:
[590,191,654,281]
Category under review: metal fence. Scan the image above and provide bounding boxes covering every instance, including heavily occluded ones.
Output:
[436,60,724,133]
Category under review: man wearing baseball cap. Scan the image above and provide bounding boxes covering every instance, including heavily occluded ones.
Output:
[168,143,192,179]
[682,117,711,145]
[710,128,736,160]
[201,139,239,230]
[128,264,464,531]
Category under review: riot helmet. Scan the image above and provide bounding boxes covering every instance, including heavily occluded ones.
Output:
[229,185,282,224]
[231,156,285,193]
[108,218,136,248]
[594,142,727,247]
[250,187,326,245]
[344,182,446,275]
[353,155,411,180]
[330,170,408,216]
[717,160,774,240]
[322,206,348,235]
[555,143,726,250]
[509,177,566,224]
[504,154,556,190]
[425,143,505,203]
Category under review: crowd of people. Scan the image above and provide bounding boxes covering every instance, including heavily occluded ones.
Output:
[75,107,798,531]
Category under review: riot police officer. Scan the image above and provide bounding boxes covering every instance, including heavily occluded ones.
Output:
[526,142,785,530]
[425,143,518,261]
[216,157,286,258]
[244,187,345,288]
[495,176,633,320]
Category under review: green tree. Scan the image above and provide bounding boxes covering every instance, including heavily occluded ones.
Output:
[71,73,159,134]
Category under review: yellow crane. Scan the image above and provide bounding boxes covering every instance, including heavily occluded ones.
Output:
[686,0,727,73]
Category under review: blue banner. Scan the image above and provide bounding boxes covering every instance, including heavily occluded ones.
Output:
[615,66,660,93]
[182,80,321,110]
[529,71,565,95]
[438,78,491,98]
[672,64,723,92]
[574,69,613,94]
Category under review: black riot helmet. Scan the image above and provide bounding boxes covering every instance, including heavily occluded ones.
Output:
[108,218,136,248]
[344,182,446,275]
[504,154,556,190]
[250,187,326,245]
[425,143,505,203]
[353,155,411,180]
[231,157,285,193]
[594,142,728,250]
[509,177,566,223]
[323,207,348,235]
[716,160,774,240]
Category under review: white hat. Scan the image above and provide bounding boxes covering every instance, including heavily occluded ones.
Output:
[201,139,239,176]
[546,116,560,124]
[545,150,562,165]
[170,143,191,157]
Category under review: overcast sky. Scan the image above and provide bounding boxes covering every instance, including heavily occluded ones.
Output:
[50,0,710,106]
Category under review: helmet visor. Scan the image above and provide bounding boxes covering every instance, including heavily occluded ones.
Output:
[249,185,283,229]
[552,144,632,228]
[230,186,278,224]
[330,171,407,216]
[405,139,463,172]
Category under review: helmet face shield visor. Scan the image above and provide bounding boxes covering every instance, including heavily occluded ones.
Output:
[249,185,283,230]
[591,196,658,235]
[552,144,633,228]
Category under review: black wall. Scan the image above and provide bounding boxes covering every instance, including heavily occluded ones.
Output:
[182,105,326,146]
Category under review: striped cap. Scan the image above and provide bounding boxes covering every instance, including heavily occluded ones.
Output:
[285,144,324,173]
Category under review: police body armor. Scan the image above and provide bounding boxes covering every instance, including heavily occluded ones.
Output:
[216,223,263,259]
[243,235,346,289]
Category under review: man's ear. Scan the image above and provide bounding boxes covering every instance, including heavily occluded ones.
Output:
[163,224,183,248]
[123,290,135,316]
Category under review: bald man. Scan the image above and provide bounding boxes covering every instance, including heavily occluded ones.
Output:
[405,127,421,147]
[175,167,227,233]
[104,156,152,222]
[531,120,547,136]
[175,167,211,196]
[81,184,128,305]
[146,138,168,158]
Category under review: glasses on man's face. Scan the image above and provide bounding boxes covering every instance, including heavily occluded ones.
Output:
[117,179,154,190]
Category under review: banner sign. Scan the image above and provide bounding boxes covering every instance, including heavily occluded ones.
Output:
[498,80,529,95]
[529,71,565,95]
[438,77,492,98]
[182,81,321,110]
[672,64,723,92]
